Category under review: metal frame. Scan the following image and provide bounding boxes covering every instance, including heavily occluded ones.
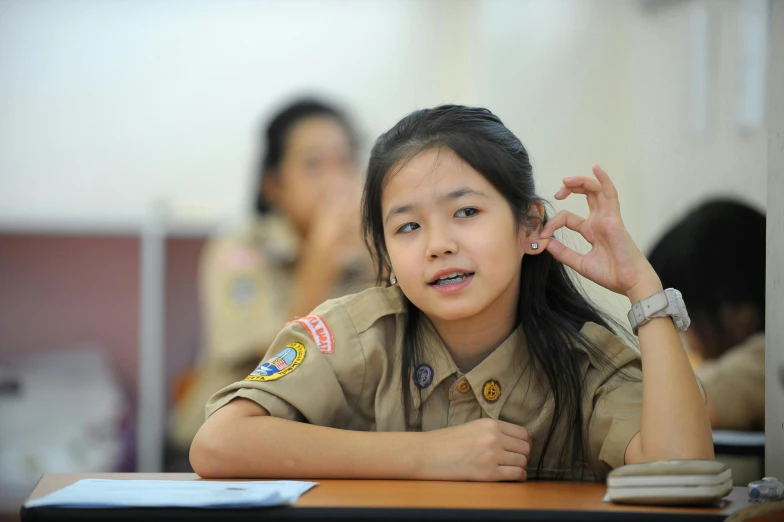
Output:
[766,0,784,480]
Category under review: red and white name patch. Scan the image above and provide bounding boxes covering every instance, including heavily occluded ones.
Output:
[288,314,334,354]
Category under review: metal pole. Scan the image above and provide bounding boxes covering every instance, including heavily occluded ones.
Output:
[136,203,167,472]
[766,0,784,480]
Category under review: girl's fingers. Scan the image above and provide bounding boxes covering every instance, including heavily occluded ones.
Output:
[539,210,587,239]
[558,167,621,204]
[499,421,531,442]
[502,435,531,457]
[554,186,601,213]
[592,164,620,206]
[561,176,603,193]
[557,185,598,196]
[499,451,529,469]
[544,237,584,274]
[497,466,527,482]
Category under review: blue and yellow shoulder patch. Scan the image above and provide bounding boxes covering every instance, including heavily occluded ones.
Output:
[245,342,306,382]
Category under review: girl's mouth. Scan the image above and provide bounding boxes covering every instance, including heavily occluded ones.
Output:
[429,271,475,286]
[428,272,475,294]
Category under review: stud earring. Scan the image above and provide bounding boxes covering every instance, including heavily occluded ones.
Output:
[531,242,539,251]
[390,275,397,285]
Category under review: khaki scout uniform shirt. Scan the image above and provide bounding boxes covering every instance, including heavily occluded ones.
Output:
[696,332,765,431]
[170,212,372,449]
[206,286,644,481]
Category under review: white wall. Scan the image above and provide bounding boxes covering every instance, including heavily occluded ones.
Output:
[618,0,768,248]
[0,0,770,315]
[467,0,632,317]
[0,0,445,229]
[468,0,769,318]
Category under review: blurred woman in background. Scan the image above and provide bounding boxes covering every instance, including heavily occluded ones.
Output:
[647,199,766,431]
[169,98,374,457]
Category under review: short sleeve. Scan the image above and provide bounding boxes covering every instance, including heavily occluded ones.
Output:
[580,323,643,475]
[696,336,766,430]
[199,237,285,365]
[205,300,377,431]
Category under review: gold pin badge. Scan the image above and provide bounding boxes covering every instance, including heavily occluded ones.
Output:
[482,379,502,403]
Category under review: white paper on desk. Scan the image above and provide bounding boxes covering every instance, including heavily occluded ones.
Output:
[24,479,317,509]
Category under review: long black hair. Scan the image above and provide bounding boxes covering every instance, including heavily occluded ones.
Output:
[255,98,358,214]
[361,105,624,479]
[647,199,765,359]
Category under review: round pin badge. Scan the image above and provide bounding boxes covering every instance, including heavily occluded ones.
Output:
[482,379,502,403]
[413,364,434,389]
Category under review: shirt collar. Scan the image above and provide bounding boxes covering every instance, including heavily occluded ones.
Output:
[462,325,529,419]
[410,318,459,406]
[410,318,529,418]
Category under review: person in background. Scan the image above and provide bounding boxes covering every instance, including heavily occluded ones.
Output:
[647,199,766,431]
[169,98,374,456]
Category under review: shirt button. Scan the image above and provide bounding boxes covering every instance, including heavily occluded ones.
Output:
[456,379,471,394]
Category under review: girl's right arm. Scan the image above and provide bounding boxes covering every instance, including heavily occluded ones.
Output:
[189,398,531,481]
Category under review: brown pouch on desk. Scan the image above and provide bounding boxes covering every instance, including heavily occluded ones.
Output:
[606,460,733,505]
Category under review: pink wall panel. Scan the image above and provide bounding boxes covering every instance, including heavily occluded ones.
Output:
[164,238,205,401]
[0,235,206,408]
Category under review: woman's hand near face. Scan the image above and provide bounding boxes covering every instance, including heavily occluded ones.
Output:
[537,165,662,302]
[286,177,366,321]
[305,176,366,272]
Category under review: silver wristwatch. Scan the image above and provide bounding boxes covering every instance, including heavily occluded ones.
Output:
[627,288,690,335]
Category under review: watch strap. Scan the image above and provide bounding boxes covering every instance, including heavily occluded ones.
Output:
[628,290,669,334]
[628,288,689,335]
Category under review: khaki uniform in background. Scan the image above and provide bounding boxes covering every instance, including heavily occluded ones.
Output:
[170,212,372,449]
[696,332,766,431]
[207,285,644,481]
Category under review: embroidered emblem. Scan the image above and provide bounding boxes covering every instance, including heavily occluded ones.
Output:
[226,272,268,317]
[482,379,502,403]
[413,364,434,389]
[228,274,259,305]
[245,342,306,382]
[287,314,334,354]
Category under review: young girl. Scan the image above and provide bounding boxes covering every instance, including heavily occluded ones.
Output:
[190,105,713,481]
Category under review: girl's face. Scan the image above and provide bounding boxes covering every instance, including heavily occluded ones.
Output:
[382,147,530,324]
[265,116,356,235]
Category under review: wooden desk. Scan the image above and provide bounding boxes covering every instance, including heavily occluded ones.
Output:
[20,473,756,522]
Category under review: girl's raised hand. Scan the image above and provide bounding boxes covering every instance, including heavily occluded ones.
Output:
[538,165,660,301]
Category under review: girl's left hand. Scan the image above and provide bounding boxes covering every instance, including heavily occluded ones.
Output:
[538,165,661,301]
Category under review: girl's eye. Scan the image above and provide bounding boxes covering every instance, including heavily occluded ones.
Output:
[455,207,479,218]
[397,222,420,234]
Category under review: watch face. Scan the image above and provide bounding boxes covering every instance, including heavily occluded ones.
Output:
[674,317,688,331]
[669,289,691,332]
